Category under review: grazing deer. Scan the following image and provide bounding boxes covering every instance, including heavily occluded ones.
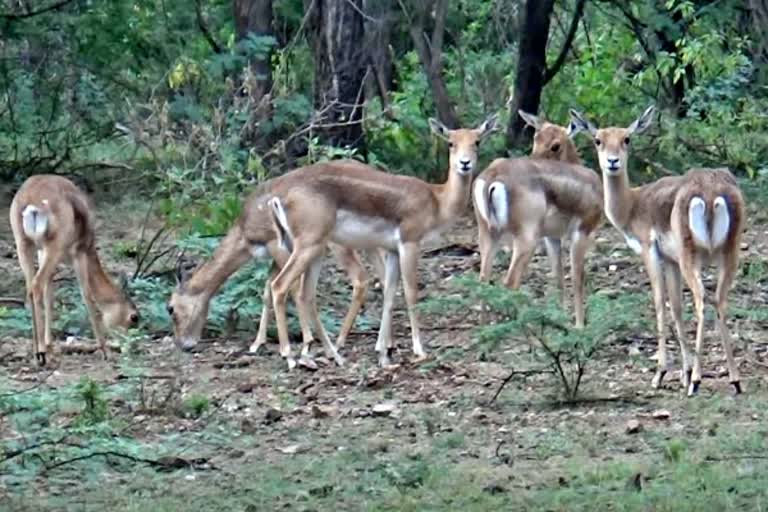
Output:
[266,115,498,368]
[9,175,139,365]
[167,170,380,369]
[472,110,603,327]
[570,106,746,395]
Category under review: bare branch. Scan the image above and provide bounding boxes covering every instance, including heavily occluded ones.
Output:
[543,0,587,86]
[0,0,76,20]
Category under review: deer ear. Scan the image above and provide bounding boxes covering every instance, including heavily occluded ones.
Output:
[428,117,450,141]
[477,113,499,139]
[174,249,189,286]
[518,110,543,130]
[568,109,597,137]
[627,105,656,135]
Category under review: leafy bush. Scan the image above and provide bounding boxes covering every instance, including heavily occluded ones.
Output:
[425,276,649,400]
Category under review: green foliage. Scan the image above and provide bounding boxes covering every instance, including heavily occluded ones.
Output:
[425,276,649,400]
[181,394,211,419]
[74,377,109,426]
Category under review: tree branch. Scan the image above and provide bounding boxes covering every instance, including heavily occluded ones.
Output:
[195,0,224,54]
[0,0,76,20]
[543,0,587,85]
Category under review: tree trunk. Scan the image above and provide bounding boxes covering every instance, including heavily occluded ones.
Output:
[403,0,459,128]
[307,0,367,152]
[363,0,395,112]
[233,0,273,103]
[507,0,555,149]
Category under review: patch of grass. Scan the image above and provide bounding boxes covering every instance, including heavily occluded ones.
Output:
[181,393,210,418]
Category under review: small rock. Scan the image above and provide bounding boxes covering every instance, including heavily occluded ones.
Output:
[372,402,397,417]
[277,444,308,455]
[241,418,257,434]
[608,264,618,272]
[652,409,671,420]
[625,419,643,434]
[311,405,332,418]
[264,407,283,425]
[237,380,258,393]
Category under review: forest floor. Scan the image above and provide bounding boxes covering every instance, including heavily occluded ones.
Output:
[1,183,768,511]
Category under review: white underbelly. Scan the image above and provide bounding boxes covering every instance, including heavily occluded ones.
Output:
[331,210,400,250]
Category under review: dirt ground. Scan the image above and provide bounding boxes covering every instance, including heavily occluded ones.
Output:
[1,187,768,510]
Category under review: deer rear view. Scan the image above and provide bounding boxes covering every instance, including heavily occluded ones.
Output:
[472,110,603,327]
[570,106,745,395]
[9,175,139,365]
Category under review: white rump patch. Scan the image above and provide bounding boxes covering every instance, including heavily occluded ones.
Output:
[488,181,508,228]
[268,197,293,250]
[21,204,48,241]
[711,196,730,249]
[473,178,489,224]
[688,196,710,249]
[332,210,399,250]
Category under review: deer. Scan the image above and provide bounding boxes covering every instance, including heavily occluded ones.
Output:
[569,106,746,396]
[9,175,140,365]
[167,168,384,370]
[264,114,499,368]
[471,110,603,327]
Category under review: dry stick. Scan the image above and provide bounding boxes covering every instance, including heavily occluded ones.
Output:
[490,367,554,404]
[0,297,25,307]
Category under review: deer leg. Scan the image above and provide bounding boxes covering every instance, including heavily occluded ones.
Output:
[300,256,345,366]
[715,254,741,393]
[270,243,324,370]
[31,247,62,365]
[73,253,109,360]
[15,238,37,359]
[544,237,565,306]
[375,250,400,367]
[502,235,537,289]
[399,241,426,361]
[478,221,500,283]
[664,264,693,389]
[679,256,705,396]
[250,262,278,354]
[569,231,591,329]
[643,245,670,389]
[331,245,369,349]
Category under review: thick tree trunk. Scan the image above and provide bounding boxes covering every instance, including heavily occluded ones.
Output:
[233,0,273,103]
[507,0,555,149]
[307,0,367,152]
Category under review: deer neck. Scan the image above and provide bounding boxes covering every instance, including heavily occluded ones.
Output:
[563,142,582,165]
[434,170,473,224]
[81,249,124,306]
[185,227,253,299]
[603,171,635,231]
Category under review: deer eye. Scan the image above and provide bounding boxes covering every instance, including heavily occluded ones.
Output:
[594,138,602,147]
[623,136,631,145]
[448,142,454,149]
[475,140,480,147]
[550,143,561,153]
[167,305,174,316]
